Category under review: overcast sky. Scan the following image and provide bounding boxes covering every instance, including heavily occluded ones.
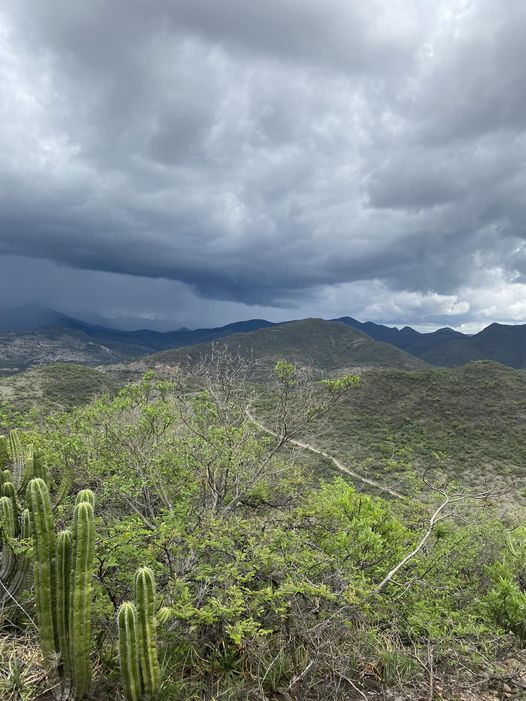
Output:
[1,0,525,331]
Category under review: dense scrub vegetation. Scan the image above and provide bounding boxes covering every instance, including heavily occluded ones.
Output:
[0,363,117,417]
[1,355,526,699]
[286,361,526,496]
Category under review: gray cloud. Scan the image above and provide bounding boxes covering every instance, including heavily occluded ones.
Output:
[0,0,526,327]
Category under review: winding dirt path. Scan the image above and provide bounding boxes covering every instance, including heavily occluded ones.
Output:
[246,410,405,500]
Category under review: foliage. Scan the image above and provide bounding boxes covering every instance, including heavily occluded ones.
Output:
[0,356,525,699]
[294,361,526,495]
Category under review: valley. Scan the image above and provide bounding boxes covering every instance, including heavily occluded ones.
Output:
[2,316,525,500]
[1,311,526,700]
[4,304,526,376]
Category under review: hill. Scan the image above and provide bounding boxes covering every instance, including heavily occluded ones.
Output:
[334,316,467,355]
[0,327,123,375]
[0,363,118,414]
[140,318,430,373]
[336,316,526,369]
[289,360,526,494]
[422,322,526,368]
[5,304,526,373]
[0,316,275,374]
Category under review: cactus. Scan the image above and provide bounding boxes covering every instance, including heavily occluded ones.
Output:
[0,431,46,612]
[0,508,31,608]
[0,501,31,608]
[33,452,50,486]
[0,496,16,580]
[118,568,161,701]
[0,436,8,469]
[69,499,96,699]
[0,429,48,497]
[75,490,95,508]
[118,602,142,701]
[28,478,96,699]
[135,567,161,701]
[2,482,19,530]
[9,430,25,489]
[27,478,56,668]
[21,444,34,491]
[56,529,72,693]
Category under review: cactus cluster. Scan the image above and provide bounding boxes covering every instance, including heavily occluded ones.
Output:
[0,431,47,610]
[28,478,96,700]
[2,429,162,700]
[118,567,161,701]
[0,430,49,494]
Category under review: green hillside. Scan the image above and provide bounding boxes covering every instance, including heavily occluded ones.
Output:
[143,318,429,373]
[4,362,526,699]
[422,323,526,368]
[0,327,122,375]
[420,337,484,366]
[0,318,275,375]
[291,360,526,494]
[0,363,118,414]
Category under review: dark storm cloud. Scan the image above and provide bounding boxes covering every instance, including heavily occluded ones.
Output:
[1,0,526,325]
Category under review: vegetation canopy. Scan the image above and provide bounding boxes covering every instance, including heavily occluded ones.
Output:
[0,351,525,700]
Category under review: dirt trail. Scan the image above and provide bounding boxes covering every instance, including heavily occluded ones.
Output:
[246,410,405,500]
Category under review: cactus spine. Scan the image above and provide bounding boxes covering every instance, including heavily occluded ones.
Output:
[118,567,161,701]
[118,602,142,701]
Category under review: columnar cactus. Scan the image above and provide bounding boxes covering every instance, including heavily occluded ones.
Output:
[32,452,50,486]
[27,477,96,700]
[27,477,56,667]
[9,430,25,489]
[135,567,161,701]
[0,436,8,469]
[7,508,31,602]
[0,494,31,608]
[69,499,96,699]
[2,481,19,528]
[75,490,95,508]
[118,567,161,701]
[56,529,72,693]
[0,429,48,497]
[118,602,142,701]
[0,496,16,579]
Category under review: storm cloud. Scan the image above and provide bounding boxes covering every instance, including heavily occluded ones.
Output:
[1,0,526,328]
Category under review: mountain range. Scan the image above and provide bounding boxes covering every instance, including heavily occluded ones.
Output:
[139,318,429,375]
[1,302,526,374]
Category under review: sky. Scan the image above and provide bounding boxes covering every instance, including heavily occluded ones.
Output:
[1,0,526,332]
